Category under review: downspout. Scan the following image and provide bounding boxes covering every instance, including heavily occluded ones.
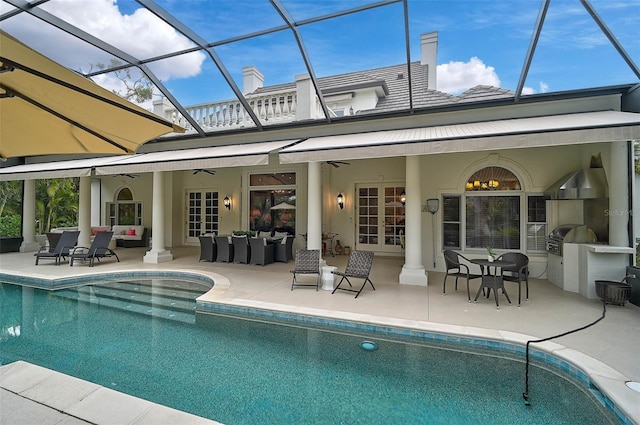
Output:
[627,140,634,266]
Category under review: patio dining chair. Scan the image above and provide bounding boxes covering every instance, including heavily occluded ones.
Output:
[199,235,216,262]
[249,237,275,266]
[35,230,80,265]
[215,236,234,262]
[496,252,530,306]
[290,249,321,291]
[275,235,294,263]
[70,231,119,267]
[331,250,375,298]
[232,235,251,264]
[442,250,483,301]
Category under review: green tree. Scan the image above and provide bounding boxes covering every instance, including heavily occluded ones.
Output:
[0,181,23,237]
[92,59,153,103]
[35,178,79,233]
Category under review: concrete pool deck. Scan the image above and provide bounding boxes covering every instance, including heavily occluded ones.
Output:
[0,246,639,424]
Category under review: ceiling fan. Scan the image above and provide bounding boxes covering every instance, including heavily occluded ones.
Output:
[113,173,139,178]
[326,160,350,168]
[193,169,216,176]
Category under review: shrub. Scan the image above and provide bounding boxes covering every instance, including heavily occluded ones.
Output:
[0,214,21,237]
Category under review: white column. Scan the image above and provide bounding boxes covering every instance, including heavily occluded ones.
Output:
[400,156,428,286]
[20,179,40,252]
[307,162,322,251]
[144,171,173,263]
[78,176,92,247]
[609,141,630,247]
[91,178,101,226]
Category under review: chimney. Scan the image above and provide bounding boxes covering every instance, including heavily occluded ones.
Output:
[420,32,438,90]
[242,66,264,94]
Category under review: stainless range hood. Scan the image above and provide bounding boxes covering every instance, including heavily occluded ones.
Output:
[544,167,608,200]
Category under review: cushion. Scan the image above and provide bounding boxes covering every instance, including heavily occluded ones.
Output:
[274,231,288,239]
[117,229,126,235]
[258,231,271,239]
[127,228,136,236]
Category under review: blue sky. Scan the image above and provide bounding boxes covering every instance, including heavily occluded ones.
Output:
[2,0,639,108]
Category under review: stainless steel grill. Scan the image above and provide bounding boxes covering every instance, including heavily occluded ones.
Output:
[545,224,597,256]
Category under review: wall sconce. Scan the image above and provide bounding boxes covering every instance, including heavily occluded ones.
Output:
[400,190,406,206]
[337,193,344,210]
[223,196,231,211]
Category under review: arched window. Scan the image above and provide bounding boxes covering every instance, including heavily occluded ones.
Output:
[442,166,547,253]
[107,187,142,226]
[465,166,521,191]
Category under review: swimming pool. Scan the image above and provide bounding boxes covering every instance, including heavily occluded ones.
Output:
[0,280,621,424]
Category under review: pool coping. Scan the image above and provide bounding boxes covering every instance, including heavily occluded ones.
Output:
[1,269,638,424]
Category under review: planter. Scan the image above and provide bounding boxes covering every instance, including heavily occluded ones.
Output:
[0,237,23,253]
[595,280,631,306]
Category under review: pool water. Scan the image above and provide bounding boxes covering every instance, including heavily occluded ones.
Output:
[0,281,618,425]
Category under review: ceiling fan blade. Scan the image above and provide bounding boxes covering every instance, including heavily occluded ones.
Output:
[194,169,216,175]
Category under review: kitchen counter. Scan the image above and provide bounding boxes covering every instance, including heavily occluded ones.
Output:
[576,244,633,299]
[556,244,634,299]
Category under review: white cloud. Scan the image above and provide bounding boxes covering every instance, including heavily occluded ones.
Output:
[34,0,205,81]
[539,81,549,93]
[521,87,535,95]
[436,57,501,94]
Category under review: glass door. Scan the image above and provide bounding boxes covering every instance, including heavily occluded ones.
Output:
[186,190,219,244]
[355,184,405,253]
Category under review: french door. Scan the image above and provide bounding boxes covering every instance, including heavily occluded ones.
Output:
[185,190,219,244]
[355,184,405,253]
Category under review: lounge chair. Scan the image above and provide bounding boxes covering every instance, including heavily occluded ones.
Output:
[34,230,79,265]
[442,249,483,301]
[70,231,120,267]
[331,250,375,298]
[199,235,216,262]
[249,237,275,266]
[290,249,320,291]
[497,252,529,305]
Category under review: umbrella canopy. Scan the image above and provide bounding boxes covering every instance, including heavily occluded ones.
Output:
[0,30,184,159]
[270,202,296,210]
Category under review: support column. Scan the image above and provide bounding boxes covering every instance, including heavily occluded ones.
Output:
[20,179,40,252]
[609,141,630,247]
[144,171,173,263]
[78,176,92,247]
[307,162,322,251]
[400,156,428,286]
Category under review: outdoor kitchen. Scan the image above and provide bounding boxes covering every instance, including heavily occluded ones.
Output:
[544,155,635,301]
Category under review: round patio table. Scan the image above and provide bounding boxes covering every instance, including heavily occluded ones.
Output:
[470,259,516,309]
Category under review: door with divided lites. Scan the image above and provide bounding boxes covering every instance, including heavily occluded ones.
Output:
[185,190,219,244]
[355,184,405,254]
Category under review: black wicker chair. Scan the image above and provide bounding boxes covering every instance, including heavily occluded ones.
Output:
[215,236,234,262]
[232,235,251,264]
[290,249,321,291]
[275,235,294,263]
[249,237,275,266]
[199,235,216,262]
[442,250,483,301]
[497,252,529,306]
[332,250,375,298]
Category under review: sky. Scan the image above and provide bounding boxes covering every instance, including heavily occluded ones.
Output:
[1,0,639,109]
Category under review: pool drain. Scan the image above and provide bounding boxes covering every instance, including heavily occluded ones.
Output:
[359,341,378,351]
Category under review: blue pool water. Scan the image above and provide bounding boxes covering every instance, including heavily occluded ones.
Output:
[0,280,619,424]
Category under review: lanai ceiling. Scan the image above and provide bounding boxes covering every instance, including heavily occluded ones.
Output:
[1,0,639,141]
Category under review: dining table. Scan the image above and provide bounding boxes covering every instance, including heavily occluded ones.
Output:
[470,258,515,309]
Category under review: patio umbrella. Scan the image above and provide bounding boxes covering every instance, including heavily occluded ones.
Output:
[270,202,296,210]
[0,30,184,159]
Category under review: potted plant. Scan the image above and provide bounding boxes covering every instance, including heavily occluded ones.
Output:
[486,246,496,262]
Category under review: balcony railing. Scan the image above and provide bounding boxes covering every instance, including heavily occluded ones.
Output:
[164,91,298,133]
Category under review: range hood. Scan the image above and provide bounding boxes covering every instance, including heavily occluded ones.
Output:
[544,167,608,200]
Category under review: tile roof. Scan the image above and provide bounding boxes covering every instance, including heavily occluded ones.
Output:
[251,62,515,114]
